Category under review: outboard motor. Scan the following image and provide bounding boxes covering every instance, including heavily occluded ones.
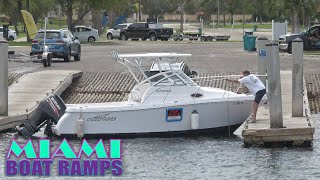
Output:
[17,94,66,137]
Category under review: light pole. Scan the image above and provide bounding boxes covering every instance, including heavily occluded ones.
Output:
[217,0,220,27]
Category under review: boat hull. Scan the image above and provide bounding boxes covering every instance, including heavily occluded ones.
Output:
[53,99,253,136]
[57,123,243,139]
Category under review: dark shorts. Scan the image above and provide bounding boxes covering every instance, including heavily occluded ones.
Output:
[254,89,266,104]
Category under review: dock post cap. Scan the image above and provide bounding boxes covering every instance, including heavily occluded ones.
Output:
[258,37,268,40]
[292,38,303,42]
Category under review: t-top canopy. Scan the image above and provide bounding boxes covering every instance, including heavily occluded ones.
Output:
[116,52,192,59]
[119,53,192,58]
[110,51,192,84]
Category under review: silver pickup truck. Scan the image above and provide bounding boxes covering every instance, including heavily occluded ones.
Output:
[106,23,132,40]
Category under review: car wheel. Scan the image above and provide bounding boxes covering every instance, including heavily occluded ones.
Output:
[74,47,81,61]
[120,33,128,41]
[207,36,213,41]
[43,59,48,67]
[149,34,157,41]
[107,33,113,40]
[288,42,292,54]
[201,36,206,42]
[142,38,147,41]
[88,36,95,42]
[64,49,71,62]
[8,36,14,41]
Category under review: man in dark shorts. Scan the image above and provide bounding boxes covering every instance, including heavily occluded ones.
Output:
[226,70,266,123]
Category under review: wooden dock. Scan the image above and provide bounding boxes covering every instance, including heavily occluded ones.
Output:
[242,71,314,146]
[0,70,82,132]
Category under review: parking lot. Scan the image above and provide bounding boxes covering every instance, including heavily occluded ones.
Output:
[8,41,320,74]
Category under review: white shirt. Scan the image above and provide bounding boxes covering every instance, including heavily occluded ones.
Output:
[238,74,266,95]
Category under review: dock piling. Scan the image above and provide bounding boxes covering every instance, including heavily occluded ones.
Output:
[0,39,8,116]
[266,42,284,128]
[257,37,268,85]
[292,38,304,117]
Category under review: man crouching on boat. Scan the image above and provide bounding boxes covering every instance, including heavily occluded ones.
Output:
[226,70,266,123]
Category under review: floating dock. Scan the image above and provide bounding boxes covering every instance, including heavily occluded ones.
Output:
[242,71,314,146]
[0,70,82,132]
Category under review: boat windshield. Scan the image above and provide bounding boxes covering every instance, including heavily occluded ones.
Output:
[152,71,196,86]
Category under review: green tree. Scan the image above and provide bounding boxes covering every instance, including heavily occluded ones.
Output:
[55,0,96,32]
[225,0,240,24]
[55,0,130,33]
[264,0,319,33]
[0,0,23,35]
[195,0,217,25]
[30,0,56,24]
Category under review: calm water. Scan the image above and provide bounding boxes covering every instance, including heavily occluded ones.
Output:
[0,115,319,180]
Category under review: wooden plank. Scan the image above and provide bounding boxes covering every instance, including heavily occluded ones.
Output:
[244,134,313,143]
[243,127,314,136]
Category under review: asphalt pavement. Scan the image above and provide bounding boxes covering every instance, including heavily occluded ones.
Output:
[8,41,320,74]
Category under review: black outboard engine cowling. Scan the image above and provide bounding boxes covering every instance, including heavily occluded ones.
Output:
[17,94,66,137]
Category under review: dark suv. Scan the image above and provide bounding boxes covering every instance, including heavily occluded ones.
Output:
[279,25,320,54]
[31,29,81,62]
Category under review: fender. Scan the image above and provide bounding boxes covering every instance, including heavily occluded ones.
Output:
[148,30,158,37]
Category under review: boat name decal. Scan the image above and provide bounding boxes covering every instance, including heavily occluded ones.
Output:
[87,113,117,122]
[156,89,172,93]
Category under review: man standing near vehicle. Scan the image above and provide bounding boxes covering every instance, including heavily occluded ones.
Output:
[226,70,266,123]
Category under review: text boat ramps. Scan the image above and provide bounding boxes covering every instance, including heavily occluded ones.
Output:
[18,52,260,138]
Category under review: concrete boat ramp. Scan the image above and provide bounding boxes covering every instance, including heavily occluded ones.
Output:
[242,71,314,146]
[0,70,81,132]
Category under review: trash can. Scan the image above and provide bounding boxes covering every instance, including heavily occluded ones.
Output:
[253,25,257,32]
[198,28,202,35]
[247,35,257,51]
[243,31,253,50]
[2,25,9,40]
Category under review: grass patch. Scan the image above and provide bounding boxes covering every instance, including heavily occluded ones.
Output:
[304,51,320,55]
[82,41,120,46]
[204,23,272,29]
[226,23,272,29]
[123,40,242,44]
[8,41,31,46]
